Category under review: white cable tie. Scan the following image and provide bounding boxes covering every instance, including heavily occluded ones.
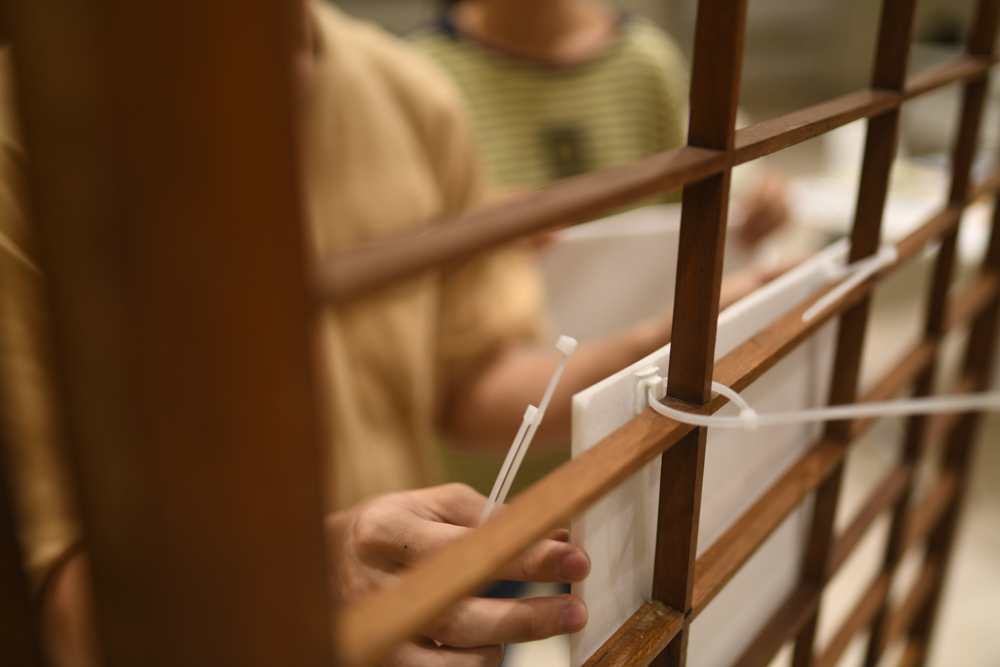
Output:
[711,381,751,412]
[479,405,535,526]
[802,245,898,323]
[709,381,759,430]
[556,335,579,356]
[481,336,578,525]
[648,384,1000,431]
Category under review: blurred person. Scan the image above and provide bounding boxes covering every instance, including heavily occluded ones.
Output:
[409,0,789,246]
[405,0,790,506]
[0,2,782,665]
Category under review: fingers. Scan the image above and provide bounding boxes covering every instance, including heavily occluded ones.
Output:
[367,516,470,567]
[357,485,589,582]
[348,483,589,598]
[374,515,588,584]
[382,639,503,667]
[408,483,489,528]
[547,527,570,542]
[496,537,590,583]
[348,484,484,567]
[426,594,588,648]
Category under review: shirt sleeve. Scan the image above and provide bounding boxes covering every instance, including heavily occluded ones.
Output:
[438,242,550,390]
[420,69,550,390]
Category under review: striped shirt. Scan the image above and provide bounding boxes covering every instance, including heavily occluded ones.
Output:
[408,14,690,191]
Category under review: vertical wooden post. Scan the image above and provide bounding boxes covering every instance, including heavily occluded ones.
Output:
[1,1,333,666]
[652,1,747,665]
[864,2,1000,664]
[791,1,919,665]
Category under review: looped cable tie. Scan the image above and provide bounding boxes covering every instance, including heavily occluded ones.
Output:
[803,244,899,323]
[646,379,1000,431]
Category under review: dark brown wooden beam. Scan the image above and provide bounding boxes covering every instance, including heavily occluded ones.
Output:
[1,1,333,666]
[653,0,748,663]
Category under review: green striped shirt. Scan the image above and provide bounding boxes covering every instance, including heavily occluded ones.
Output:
[409,14,690,191]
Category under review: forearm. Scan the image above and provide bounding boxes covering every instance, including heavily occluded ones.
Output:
[443,260,792,452]
[444,317,671,451]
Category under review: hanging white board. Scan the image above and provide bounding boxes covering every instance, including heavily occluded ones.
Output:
[539,204,753,343]
[570,240,847,667]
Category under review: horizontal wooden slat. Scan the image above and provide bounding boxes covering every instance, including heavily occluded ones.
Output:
[734,56,990,167]
[691,439,844,617]
[828,466,911,576]
[316,57,1000,304]
[315,146,726,300]
[902,473,958,556]
[902,55,993,99]
[877,561,941,656]
[946,272,1000,331]
[731,584,820,667]
[734,90,897,165]
[815,573,892,667]
[336,172,984,666]
[581,601,684,667]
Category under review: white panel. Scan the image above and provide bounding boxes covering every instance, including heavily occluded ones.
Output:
[570,240,847,667]
[539,204,753,343]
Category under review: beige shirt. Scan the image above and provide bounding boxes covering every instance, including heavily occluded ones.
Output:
[305,4,545,511]
[1,3,546,587]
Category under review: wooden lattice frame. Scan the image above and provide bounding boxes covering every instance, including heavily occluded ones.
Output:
[1,0,998,666]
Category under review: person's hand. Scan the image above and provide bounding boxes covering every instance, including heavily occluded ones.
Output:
[325,483,591,667]
[735,171,790,248]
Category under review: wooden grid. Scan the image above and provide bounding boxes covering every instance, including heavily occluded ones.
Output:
[1,0,999,666]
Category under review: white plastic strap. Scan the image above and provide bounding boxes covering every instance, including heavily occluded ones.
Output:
[480,336,578,526]
[803,245,898,322]
[711,381,758,430]
[648,380,1000,431]
[479,405,537,526]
